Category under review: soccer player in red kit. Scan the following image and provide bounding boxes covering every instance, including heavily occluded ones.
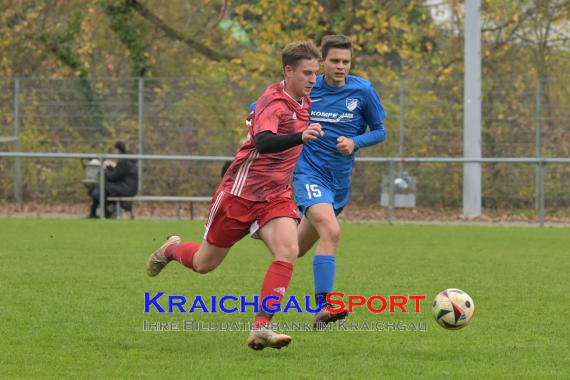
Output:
[146,41,323,350]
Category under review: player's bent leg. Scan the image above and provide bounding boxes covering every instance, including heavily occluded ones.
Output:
[297,216,320,257]
[147,237,230,276]
[191,240,231,274]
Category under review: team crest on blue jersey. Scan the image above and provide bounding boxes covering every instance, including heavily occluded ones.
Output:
[346,98,358,111]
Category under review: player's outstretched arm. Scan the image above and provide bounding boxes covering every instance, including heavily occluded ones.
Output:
[351,83,387,150]
[351,127,386,150]
[254,124,323,154]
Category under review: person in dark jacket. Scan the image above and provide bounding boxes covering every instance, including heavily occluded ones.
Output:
[88,141,138,218]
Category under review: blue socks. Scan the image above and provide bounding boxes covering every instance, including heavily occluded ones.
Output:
[313,255,335,308]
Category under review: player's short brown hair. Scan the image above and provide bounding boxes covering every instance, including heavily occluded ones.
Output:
[281,41,321,69]
[321,35,353,59]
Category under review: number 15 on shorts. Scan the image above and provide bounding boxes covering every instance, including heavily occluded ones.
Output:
[305,184,322,199]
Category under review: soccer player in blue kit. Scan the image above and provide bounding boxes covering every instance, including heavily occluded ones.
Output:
[292,35,387,327]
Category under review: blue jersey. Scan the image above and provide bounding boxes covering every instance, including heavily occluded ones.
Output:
[295,75,386,179]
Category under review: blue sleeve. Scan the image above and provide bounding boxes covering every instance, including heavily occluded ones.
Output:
[352,83,387,149]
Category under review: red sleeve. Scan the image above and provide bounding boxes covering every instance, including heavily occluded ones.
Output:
[253,101,285,136]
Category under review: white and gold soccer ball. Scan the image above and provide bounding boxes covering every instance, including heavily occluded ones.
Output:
[432,288,475,330]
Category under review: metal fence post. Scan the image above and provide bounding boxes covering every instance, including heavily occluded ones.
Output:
[14,78,22,202]
[535,77,542,210]
[463,0,482,217]
[399,76,405,175]
[99,155,106,220]
[538,160,545,227]
[138,77,144,193]
[387,160,395,224]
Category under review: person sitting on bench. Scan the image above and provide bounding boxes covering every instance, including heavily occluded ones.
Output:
[87,141,138,218]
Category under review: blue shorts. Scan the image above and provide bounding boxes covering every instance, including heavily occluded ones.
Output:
[292,173,350,216]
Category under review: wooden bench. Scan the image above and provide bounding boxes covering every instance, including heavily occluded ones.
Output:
[107,196,211,220]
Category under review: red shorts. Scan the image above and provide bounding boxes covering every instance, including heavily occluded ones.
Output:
[204,190,300,248]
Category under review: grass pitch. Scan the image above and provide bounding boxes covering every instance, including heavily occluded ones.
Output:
[1,219,569,379]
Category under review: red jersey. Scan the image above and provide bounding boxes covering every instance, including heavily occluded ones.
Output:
[219,81,311,202]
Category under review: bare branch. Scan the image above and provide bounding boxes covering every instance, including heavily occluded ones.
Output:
[196,0,229,39]
[127,0,236,62]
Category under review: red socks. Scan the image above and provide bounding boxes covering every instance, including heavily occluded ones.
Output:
[165,242,200,271]
[254,260,294,327]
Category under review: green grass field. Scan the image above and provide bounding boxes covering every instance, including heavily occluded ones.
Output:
[1,219,569,379]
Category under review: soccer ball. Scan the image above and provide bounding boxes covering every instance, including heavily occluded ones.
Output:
[432,288,475,330]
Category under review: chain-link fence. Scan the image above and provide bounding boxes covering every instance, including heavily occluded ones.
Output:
[0,76,569,219]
